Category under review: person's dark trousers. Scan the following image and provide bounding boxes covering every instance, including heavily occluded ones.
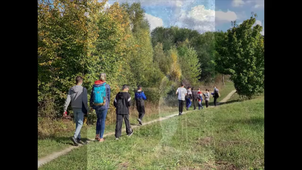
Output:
[137,105,145,120]
[205,100,209,108]
[115,114,132,138]
[192,99,197,110]
[213,97,217,106]
[178,100,185,114]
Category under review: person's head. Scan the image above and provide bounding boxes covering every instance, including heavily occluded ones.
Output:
[75,76,83,85]
[180,82,184,87]
[137,85,142,91]
[122,84,129,92]
[206,89,208,92]
[198,88,200,91]
[191,87,194,90]
[100,73,106,81]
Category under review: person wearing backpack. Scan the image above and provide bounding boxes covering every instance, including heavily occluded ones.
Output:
[114,84,134,140]
[63,76,88,146]
[135,85,147,125]
[203,89,210,108]
[212,87,219,106]
[197,88,203,110]
[90,73,111,142]
[191,87,198,110]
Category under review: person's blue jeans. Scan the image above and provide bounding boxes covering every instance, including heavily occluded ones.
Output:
[96,109,108,138]
[186,98,192,109]
[73,109,84,139]
[198,101,203,110]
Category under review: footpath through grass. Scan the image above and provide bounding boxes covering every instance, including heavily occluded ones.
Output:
[38,82,235,159]
[40,95,264,170]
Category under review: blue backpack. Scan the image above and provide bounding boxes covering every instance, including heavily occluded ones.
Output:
[93,83,107,106]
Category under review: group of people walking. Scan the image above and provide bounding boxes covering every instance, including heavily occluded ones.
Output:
[176,82,219,115]
[63,73,147,145]
[63,74,219,146]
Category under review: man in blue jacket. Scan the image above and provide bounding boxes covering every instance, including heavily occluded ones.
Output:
[135,85,147,125]
[90,73,110,142]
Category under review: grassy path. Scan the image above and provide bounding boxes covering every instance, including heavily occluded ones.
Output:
[39,95,264,170]
[38,86,236,168]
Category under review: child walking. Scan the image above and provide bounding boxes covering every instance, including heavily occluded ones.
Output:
[197,88,203,110]
[113,85,134,140]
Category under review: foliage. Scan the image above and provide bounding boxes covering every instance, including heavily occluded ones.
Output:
[214,15,264,98]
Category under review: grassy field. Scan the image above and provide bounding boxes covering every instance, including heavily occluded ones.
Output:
[39,95,264,170]
[38,82,235,159]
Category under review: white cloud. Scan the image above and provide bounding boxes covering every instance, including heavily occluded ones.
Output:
[216,10,238,24]
[174,5,238,33]
[232,0,245,7]
[144,13,164,32]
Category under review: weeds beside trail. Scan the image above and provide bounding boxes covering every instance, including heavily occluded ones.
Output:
[40,95,264,170]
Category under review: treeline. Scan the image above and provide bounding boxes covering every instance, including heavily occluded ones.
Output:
[38,0,202,119]
[38,0,264,120]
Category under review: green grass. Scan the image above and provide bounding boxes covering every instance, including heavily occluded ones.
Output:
[38,82,235,159]
[40,96,264,170]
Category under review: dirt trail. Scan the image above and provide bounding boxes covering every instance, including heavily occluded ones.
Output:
[38,90,236,168]
[219,90,236,103]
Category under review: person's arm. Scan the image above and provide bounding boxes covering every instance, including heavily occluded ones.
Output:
[142,92,147,100]
[126,93,131,107]
[83,88,89,113]
[63,89,71,114]
[176,89,178,95]
[113,94,118,108]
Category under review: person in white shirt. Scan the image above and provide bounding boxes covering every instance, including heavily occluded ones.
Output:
[176,83,187,115]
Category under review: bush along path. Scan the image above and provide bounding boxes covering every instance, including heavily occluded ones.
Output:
[38,90,236,168]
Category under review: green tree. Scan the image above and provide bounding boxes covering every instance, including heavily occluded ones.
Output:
[215,15,264,98]
[177,40,201,86]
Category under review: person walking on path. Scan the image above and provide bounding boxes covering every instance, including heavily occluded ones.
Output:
[191,87,198,110]
[176,83,187,115]
[186,87,193,110]
[63,76,88,146]
[212,86,220,106]
[197,88,203,110]
[203,89,210,108]
[114,85,134,140]
[135,85,147,125]
[90,73,111,142]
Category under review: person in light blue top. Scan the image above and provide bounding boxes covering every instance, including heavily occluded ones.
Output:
[135,85,147,125]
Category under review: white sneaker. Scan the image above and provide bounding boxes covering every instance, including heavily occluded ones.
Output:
[116,138,119,140]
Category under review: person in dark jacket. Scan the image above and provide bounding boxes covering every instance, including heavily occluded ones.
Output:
[135,85,147,125]
[90,73,111,142]
[212,86,219,106]
[114,84,134,140]
[191,87,198,110]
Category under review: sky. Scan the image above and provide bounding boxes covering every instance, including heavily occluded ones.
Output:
[105,0,264,35]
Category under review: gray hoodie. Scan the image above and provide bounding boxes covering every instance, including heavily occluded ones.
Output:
[63,85,88,112]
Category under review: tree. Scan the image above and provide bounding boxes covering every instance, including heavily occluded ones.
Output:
[215,15,264,98]
[177,39,201,86]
